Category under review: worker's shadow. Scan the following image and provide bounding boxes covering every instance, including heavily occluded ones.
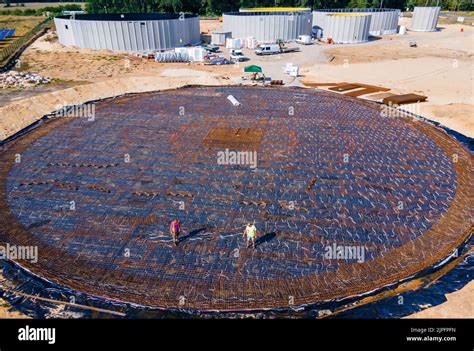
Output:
[255,232,276,248]
[179,227,207,243]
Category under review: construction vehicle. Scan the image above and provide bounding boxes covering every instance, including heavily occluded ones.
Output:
[255,40,300,55]
[230,49,248,62]
[200,44,220,53]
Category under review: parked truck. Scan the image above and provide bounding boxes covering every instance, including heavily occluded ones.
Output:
[230,49,249,62]
[255,41,300,56]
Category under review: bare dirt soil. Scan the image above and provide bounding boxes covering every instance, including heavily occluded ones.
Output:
[17,31,240,83]
[200,19,223,34]
[0,297,28,318]
[300,19,474,137]
[407,281,474,318]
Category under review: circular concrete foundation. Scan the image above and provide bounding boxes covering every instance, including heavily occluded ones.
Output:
[0,86,472,311]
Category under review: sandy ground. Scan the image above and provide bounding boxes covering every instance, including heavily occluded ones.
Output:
[0,19,472,318]
[0,272,29,318]
[0,297,27,318]
[15,31,240,83]
[200,19,223,34]
[407,281,474,318]
[299,21,474,137]
[198,18,473,136]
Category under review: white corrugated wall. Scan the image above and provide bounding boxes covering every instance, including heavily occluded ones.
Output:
[54,16,200,52]
[368,9,400,35]
[324,14,372,44]
[312,9,399,36]
[410,7,440,32]
[222,12,312,42]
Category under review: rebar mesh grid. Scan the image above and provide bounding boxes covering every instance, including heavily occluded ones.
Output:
[0,86,472,311]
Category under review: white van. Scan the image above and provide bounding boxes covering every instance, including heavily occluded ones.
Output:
[255,44,281,56]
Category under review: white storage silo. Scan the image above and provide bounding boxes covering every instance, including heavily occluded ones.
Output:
[411,7,440,32]
[324,13,372,44]
[55,13,201,52]
[313,8,399,37]
[223,11,312,42]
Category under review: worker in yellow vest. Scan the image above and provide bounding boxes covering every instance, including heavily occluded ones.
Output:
[243,223,257,249]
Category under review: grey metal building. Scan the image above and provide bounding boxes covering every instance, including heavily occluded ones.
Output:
[313,8,400,36]
[54,13,201,52]
[222,11,312,42]
[324,13,372,44]
[410,7,440,32]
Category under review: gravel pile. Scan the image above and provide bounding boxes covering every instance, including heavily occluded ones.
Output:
[0,71,51,88]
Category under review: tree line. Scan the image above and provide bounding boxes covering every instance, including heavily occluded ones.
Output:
[0,3,83,16]
[85,0,472,15]
[1,0,471,16]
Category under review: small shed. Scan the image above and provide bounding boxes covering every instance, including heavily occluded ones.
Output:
[211,31,232,46]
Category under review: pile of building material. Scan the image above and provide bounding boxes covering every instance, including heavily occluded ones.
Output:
[383,93,428,105]
[174,47,207,62]
[155,47,208,63]
[0,71,51,88]
[244,37,258,49]
[155,52,190,63]
[206,55,233,65]
[154,46,233,65]
[226,37,257,50]
[188,47,207,62]
[226,38,244,49]
[284,63,299,77]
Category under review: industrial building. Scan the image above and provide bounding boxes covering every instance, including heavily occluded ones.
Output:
[54,13,200,52]
[313,8,400,36]
[222,11,312,42]
[410,6,440,32]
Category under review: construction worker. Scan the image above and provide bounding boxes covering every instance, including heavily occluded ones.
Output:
[243,223,257,249]
[170,218,181,246]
